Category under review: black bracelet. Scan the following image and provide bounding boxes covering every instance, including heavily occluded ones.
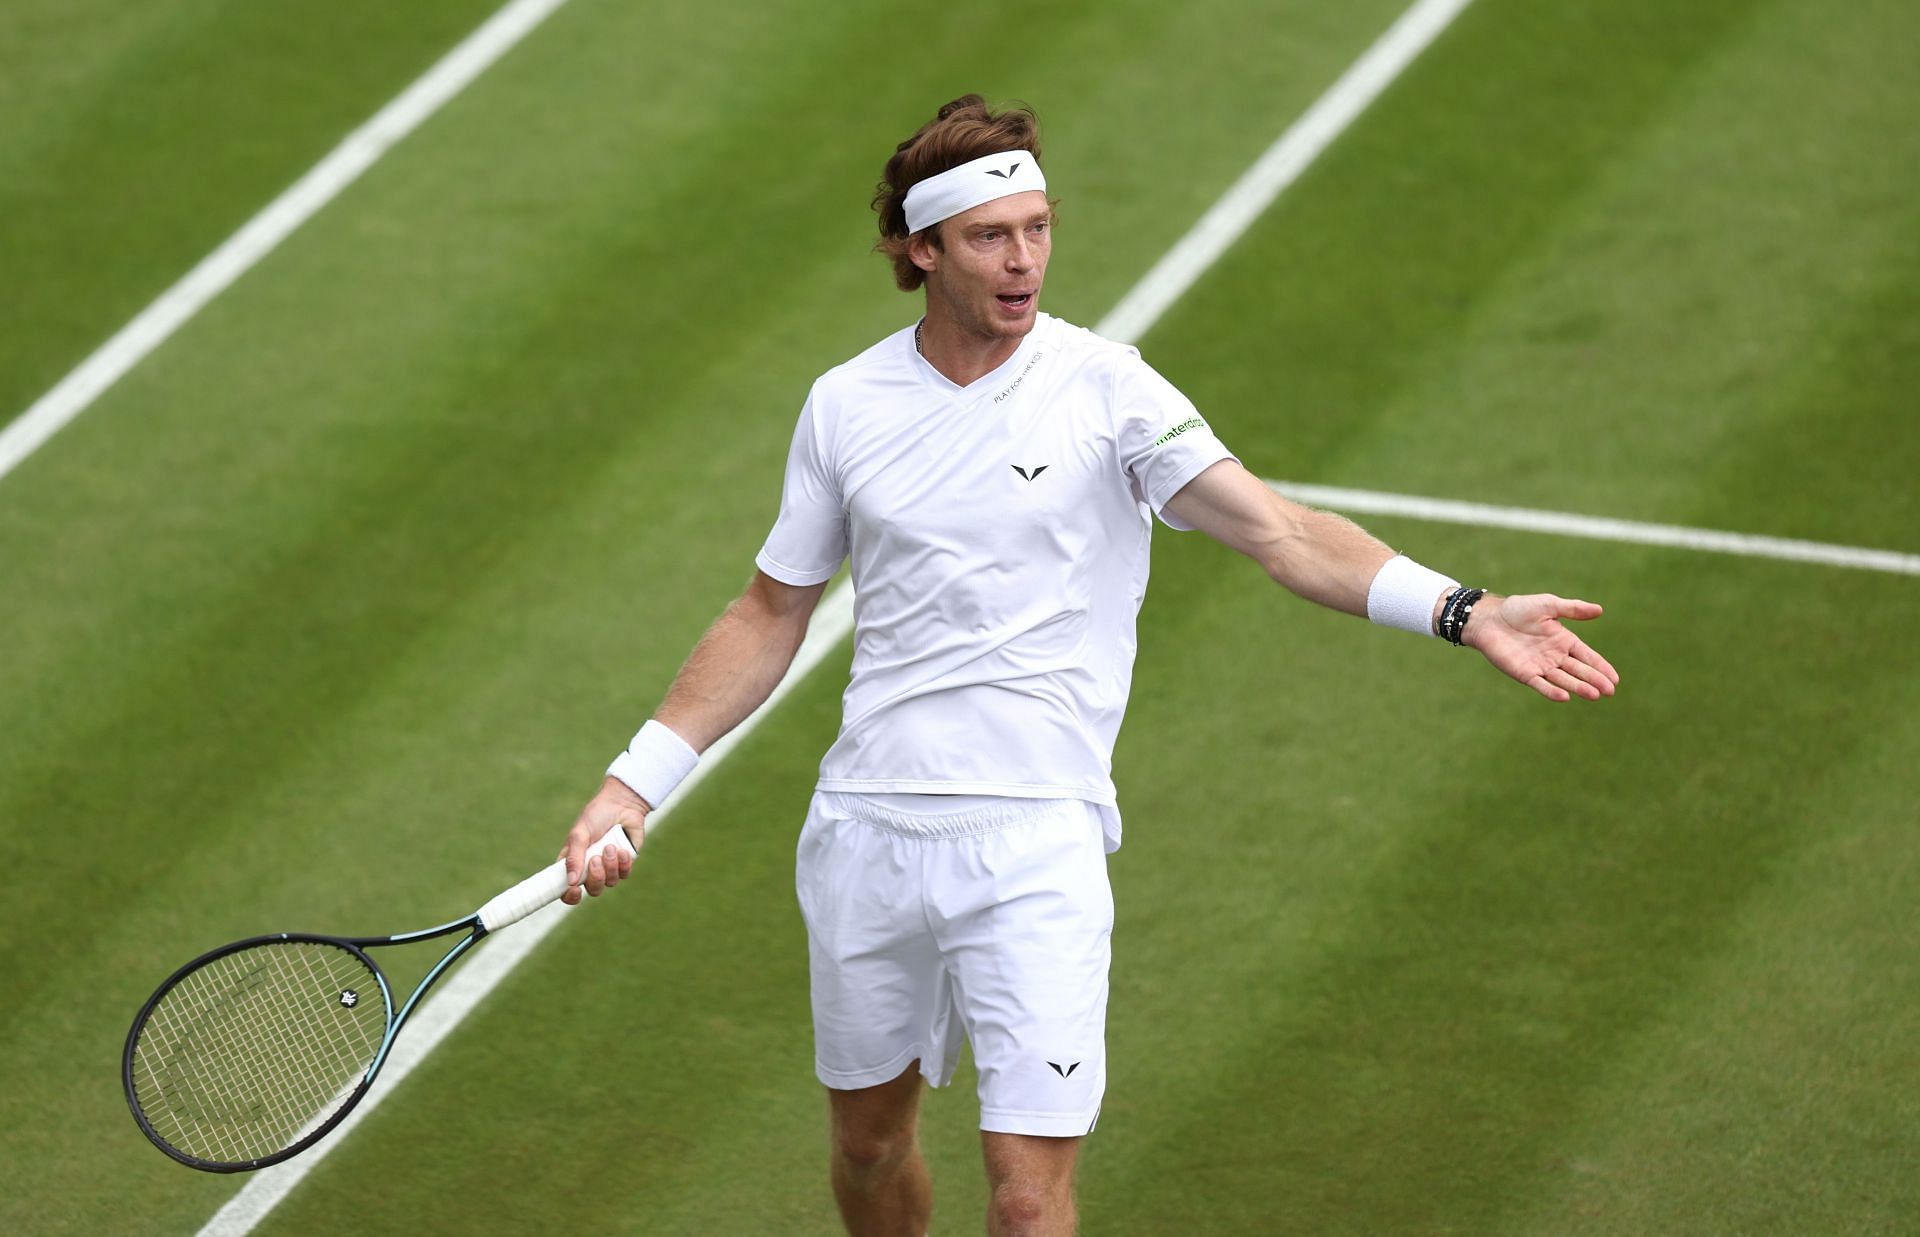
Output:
[1443,591,1474,649]
[1434,587,1464,639]
[1437,586,1485,645]
[1450,589,1485,645]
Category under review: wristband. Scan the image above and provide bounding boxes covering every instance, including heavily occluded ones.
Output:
[606,720,699,810]
[1365,555,1459,638]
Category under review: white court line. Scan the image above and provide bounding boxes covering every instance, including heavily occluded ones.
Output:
[0,0,574,485]
[201,2,1481,1229]
[1097,0,1475,344]
[1272,482,1920,577]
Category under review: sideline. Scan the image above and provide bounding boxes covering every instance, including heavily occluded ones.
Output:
[0,0,574,485]
[1098,0,1474,344]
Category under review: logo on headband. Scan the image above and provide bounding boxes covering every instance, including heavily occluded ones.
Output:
[984,162,1022,179]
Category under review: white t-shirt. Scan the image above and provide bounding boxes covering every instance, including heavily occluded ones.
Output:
[755,313,1236,849]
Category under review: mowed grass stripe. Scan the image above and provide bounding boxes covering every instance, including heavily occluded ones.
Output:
[1500,704,1920,1234]
[0,1,1422,1232]
[0,0,573,482]
[1096,529,1920,1234]
[1088,0,1920,1229]
[1154,0,1920,554]
[1097,0,1474,344]
[1143,0,1771,503]
[0,0,505,432]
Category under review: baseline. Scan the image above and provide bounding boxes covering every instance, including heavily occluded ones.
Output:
[1273,481,1920,577]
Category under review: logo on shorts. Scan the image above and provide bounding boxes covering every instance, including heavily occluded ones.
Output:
[1047,1060,1081,1077]
[1012,464,1049,482]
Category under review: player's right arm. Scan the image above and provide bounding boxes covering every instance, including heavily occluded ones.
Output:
[560,570,828,903]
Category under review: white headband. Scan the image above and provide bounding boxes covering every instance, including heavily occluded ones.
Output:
[902,150,1047,234]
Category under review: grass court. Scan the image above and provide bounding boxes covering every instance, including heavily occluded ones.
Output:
[2,0,1917,1231]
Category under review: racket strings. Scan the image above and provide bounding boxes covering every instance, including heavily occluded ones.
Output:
[130,941,387,1164]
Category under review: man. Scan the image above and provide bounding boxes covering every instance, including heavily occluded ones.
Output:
[558,96,1617,1236]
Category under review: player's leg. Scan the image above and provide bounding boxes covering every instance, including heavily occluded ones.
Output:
[798,793,966,1237]
[828,1063,932,1237]
[930,799,1112,1235]
[981,1132,1080,1236]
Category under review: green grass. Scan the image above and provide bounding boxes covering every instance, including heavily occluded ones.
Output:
[3,0,1917,1232]
[0,0,504,422]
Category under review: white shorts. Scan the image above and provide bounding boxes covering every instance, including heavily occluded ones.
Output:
[795,791,1112,1138]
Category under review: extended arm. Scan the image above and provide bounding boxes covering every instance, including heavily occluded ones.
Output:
[1161,460,1619,702]
[1161,459,1393,615]
[560,570,828,902]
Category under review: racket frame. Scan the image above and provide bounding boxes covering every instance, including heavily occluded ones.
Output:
[123,916,488,1173]
[125,826,633,1172]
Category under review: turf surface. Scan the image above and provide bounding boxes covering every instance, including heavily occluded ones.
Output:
[3,0,1916,1232]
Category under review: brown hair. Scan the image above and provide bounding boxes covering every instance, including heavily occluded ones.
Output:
[872,95,1047,292]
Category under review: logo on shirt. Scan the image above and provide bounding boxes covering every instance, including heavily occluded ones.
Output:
[1048,1060,1081,1077]
[1011,465,1049,482]
[1153,416,1206,447]
[985,162,1021,179]
[993,348,1045,403]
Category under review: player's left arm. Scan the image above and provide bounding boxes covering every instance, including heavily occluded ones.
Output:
[1161,459,1619,702]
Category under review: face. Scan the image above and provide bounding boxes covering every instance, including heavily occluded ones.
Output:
[912,190,1052,342]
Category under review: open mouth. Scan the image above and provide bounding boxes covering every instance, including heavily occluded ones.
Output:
[996,292,1034,311]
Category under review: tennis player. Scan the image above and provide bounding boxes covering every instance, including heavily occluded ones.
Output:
[559,96,1618,1236]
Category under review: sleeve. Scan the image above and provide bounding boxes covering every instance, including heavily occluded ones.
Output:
[1114,352,1238,531]
[754,389,848,585]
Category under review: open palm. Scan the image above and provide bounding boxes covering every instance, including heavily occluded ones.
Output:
[1466,593,1620,702]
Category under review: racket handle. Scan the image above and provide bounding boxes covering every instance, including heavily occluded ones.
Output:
[477,828,638,934]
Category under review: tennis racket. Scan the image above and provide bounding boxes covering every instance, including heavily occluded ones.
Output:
[123,828,636,1172]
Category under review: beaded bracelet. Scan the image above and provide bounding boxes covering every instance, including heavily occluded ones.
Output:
[1436,586,1486,645]
[1437,587,1473,643]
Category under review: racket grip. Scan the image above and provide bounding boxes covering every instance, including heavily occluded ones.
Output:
[478,828,638,934]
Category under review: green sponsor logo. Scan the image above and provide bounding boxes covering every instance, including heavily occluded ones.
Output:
[1153,417,1206,447]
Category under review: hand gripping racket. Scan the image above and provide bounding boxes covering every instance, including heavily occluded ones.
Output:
[123,829,636,1172]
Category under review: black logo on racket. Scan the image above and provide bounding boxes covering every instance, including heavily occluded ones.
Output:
[338,989,359,1008]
